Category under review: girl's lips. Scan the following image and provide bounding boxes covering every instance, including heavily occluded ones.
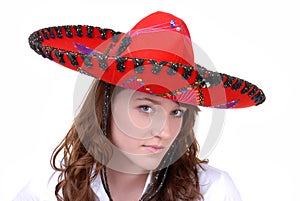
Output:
[142,145,165,153]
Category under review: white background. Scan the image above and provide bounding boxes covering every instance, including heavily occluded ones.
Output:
[1,0,300,200]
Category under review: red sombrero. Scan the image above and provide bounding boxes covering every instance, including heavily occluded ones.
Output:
[28,11,265,108]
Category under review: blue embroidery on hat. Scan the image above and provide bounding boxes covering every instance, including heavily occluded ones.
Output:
[170,19,181,31]
[170,20,176,28]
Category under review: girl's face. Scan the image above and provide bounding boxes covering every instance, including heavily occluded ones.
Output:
[110,88,187,171]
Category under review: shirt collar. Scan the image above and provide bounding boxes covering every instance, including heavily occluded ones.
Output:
[93,171,153,201]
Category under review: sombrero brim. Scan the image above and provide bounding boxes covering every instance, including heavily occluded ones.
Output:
[28,25,266,108]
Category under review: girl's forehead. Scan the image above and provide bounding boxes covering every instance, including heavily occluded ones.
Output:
[114,88,181,107]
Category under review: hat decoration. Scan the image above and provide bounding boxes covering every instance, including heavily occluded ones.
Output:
[28,11,266,108]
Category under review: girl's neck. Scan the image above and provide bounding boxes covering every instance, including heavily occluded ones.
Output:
[106,147,150,174]
[106,168,149,201]
[107,168,148,187]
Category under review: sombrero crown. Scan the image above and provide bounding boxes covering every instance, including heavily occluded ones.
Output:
[28,11,266,108]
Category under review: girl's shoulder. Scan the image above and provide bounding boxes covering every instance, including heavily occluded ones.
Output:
[196,164,243,201]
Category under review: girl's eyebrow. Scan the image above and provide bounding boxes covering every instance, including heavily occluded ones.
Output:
[135,97,180,106]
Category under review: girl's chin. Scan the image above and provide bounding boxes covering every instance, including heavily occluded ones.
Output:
[106,148,165,174]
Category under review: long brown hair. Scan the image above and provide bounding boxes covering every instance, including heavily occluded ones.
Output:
[51,79,207,201]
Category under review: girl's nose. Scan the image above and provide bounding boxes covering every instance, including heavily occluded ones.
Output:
[150,109,173,139]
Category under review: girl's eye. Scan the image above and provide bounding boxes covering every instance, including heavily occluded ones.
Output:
[171,109,185,117]
[138,105,153,113]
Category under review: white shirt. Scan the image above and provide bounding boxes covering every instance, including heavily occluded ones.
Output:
[13,164,242,201]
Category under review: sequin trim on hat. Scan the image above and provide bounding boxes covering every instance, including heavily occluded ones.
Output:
[115,36,132,56]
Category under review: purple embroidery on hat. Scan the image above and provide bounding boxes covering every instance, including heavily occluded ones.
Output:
[210,100,239,109]
[73,42,94,55]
